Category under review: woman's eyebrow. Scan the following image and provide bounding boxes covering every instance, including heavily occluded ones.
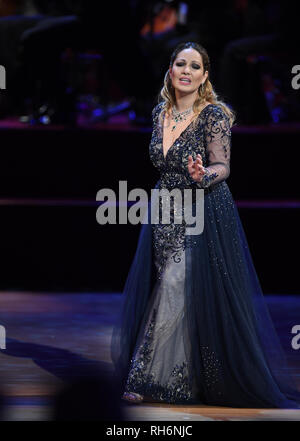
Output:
[177,58,201,63]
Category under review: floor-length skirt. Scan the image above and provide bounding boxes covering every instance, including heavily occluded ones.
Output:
[111,180,300,408]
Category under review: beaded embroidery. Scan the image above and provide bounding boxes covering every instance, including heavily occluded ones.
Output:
[125,308,223,402]
[124,308,194,403]
[124,102,231,403]
[149,102,232,275]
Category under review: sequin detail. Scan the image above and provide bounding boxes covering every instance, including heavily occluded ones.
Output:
[152,185,187,279]
[123,103,232,404]
[149,102,231,190]
[202,346,222,393]
[149,102,232,273]
[124,308,194,403]
[201,169,219,187]
[153,222,186,279]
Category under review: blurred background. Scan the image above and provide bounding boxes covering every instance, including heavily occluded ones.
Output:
[0,0,299,421]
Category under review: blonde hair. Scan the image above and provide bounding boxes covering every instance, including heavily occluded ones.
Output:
[157,42,235,128]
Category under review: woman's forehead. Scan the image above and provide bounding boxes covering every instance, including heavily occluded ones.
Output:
[175,48,202,62]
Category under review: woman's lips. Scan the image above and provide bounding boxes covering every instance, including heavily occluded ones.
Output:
[179,78,192,85]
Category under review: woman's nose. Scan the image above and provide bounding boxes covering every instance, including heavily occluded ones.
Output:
[182,67,191,74]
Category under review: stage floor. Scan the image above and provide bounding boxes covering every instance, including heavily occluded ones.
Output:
[0,291,299,421]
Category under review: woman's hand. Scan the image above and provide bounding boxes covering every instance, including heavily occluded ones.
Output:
[187,154,206,183]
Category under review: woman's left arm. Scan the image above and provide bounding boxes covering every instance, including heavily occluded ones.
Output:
[188,109,231,188]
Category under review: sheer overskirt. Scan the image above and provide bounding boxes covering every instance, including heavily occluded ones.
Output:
[184,180,300,408]
[111,102,300,407]
[111,180,300,408]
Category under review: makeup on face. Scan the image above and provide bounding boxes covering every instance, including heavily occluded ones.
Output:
[170,49,206,90]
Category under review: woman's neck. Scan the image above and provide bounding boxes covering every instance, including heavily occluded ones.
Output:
[174,91,208,112]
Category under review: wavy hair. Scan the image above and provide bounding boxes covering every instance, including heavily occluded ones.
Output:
[157,42,235,127]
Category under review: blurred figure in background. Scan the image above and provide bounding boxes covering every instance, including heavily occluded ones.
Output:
[52,374,124,421]
[0,0,80,122]
[1,0,297,125]
[219,0,300,123]
[0,1,200,124]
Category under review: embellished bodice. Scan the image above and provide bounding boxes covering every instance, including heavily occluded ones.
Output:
[149,103,206,190]
[148,102,232,279]
[149,102,231,191]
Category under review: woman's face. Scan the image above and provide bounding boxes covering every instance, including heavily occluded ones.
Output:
[169,48,208,95]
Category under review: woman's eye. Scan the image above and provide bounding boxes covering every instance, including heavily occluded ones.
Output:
[176,62,200,69]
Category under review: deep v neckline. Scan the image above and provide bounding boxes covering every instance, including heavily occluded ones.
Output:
[161,103,214,160]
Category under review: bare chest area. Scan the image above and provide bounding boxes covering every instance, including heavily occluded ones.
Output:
[162,113,196,159]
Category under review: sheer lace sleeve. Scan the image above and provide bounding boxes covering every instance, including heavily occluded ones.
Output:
[199,107,231,188]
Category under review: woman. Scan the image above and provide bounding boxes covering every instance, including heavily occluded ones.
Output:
[111,42,300,408]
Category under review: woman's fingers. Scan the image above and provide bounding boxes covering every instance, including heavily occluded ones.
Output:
[195,154,203,164]
[187,155,195,172]
[188,155,202,166]
[188,155,204,181]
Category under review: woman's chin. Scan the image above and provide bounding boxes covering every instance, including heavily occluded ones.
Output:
[175,86,196,96]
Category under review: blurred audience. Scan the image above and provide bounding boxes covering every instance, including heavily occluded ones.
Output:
[0,0,299,125]
[219,0,300,123]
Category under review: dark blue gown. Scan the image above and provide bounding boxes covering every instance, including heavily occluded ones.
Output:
[111,102,300,408]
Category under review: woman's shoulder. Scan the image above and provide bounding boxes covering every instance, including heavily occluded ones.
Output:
[201,103,229,122]
[151,101,164,121]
